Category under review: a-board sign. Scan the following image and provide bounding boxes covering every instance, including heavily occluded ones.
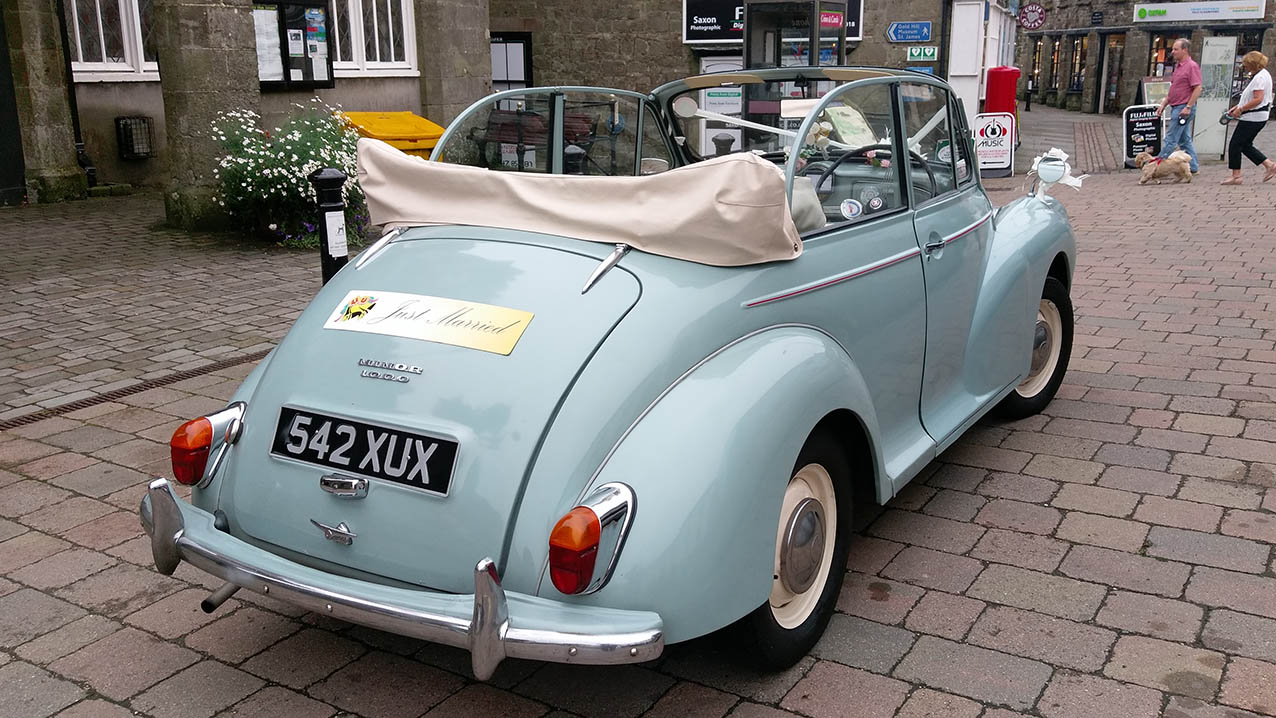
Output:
[974,112,1015,177]
[1141,78,1172,108]
[1123,104,1163,167]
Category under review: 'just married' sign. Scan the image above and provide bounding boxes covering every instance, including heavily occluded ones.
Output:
[323,290,534,355]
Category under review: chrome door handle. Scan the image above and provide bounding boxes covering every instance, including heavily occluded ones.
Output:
[924,239,945,252]
[320,474,369,499]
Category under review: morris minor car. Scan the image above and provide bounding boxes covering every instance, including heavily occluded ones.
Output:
[141,67,1077,680]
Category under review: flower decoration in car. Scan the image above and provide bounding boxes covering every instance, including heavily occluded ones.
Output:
[864,150,891,169]
[799,121,834,160]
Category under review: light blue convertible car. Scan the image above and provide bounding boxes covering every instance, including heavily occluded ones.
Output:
[141,67,1077,680]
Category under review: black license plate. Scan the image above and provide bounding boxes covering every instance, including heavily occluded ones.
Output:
[271,407,458,496]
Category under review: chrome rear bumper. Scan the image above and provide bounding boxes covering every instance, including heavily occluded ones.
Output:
[140,478,663,680]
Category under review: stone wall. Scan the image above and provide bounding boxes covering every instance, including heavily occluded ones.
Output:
[153,0,261,228]
[849,0,945,73]
[490,0,698,92]
[74,82,166,188]
[3,0,85,201]
[416,0,491,125]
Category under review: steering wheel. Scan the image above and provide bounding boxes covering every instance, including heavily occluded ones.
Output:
[809,144,937,204]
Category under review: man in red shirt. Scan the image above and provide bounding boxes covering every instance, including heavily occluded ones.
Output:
[1155,39,1203,173]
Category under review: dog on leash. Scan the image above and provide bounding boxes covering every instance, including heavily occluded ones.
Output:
[1134,150,1193,184]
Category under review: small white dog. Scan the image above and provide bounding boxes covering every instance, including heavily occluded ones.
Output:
[1135,150,1193,184]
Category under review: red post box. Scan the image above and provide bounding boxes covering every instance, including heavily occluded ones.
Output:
[985,65,1022,144]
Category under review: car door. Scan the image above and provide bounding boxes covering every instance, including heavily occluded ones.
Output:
[768,78,933,486]
[902,82,1014,447]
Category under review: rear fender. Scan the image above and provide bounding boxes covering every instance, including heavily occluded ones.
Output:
[543,326,881,643]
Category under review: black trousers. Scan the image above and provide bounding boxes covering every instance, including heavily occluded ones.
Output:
[1229,119,1268,170]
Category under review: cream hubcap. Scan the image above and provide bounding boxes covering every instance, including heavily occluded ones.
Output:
[770,463,837,629]
[1017,298,1062,399]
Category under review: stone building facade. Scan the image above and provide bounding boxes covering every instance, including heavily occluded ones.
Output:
[1014,0,1276,114]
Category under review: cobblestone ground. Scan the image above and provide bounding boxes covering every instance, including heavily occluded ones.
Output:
[0,195,318,419]
[2,163,1276,718]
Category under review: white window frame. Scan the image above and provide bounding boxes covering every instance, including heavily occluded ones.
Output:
[332,0,418,78]
[68,0,158,82]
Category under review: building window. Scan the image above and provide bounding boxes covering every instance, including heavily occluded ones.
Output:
[1148,34,1184,78]
[66,0,156,79]
[1031,38,1043,89]
[1069,36,1087,92]
[1049,39,1061,90]
[491,33,531,92]
[1232,31,1264,95]
[332,0,416,76]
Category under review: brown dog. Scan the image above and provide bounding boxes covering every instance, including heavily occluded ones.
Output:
[1135,150,1193,184]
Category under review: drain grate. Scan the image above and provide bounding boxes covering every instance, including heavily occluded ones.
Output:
[0,348,272,432]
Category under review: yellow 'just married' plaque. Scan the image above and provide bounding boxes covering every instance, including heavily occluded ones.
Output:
[323,290,533,356]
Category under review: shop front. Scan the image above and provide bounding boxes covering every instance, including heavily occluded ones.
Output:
[1015,0,1276,116]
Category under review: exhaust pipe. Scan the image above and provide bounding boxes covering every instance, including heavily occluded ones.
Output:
[200,583,240,614]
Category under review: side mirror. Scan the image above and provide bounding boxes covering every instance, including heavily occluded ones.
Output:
[640,158,670,175]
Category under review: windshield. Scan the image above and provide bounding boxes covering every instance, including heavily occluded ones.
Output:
[670,77,844,159]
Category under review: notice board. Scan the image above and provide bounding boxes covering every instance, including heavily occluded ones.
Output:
[253,0,335,91]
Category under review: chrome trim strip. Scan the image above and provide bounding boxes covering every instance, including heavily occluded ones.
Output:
[744,247,922,308]
[941,211,993,245]
[198,402,246,489]
[354,227,403,269]
[577,482,636,595]
[581,244,630,294]
[141,479,663,681]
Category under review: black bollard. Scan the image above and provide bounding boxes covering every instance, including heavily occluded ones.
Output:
[1025,80,1033,112]
[308,167,349,284]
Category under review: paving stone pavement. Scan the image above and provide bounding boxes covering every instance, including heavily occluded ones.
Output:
[0,194,320,420]
[2,158,1276,717]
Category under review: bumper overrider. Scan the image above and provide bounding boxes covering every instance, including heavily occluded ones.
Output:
[139,479,664,679]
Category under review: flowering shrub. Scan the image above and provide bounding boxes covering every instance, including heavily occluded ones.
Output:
[211,98,370,248]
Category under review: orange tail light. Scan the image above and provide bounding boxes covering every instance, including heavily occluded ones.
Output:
[548,506,602,595]
[170,417,213,486]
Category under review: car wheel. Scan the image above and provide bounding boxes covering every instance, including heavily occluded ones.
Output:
[739,429,851,670]
[994,277,1073,420]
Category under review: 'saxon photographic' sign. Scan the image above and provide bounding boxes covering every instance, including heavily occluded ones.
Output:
[683,0,864,43]
[974,112,1015,177]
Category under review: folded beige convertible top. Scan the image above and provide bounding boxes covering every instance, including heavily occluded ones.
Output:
[357,138,802,267]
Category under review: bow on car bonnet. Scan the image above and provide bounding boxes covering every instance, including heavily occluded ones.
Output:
[356,138,803,267]
[1029,147,1088,201]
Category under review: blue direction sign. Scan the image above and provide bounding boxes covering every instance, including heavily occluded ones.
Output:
[886,21,932,42]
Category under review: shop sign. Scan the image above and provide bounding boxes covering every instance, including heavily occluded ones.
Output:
[1017,2,1047,29]
[683,0,863,43]
[907,46,939,62]
[1133,0,1266,22]
[1122,104,1162,165]
[683,0,744,43]
[819,10,844,28]
[974,112,1015,177]
[886,21,932,42]
[1090,11,1104,24]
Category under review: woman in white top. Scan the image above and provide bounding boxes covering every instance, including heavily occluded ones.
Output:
[1222,51,1276,185]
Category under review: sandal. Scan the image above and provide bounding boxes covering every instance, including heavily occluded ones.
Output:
[1264,166,1276,182]
[1221,177,1243,185]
